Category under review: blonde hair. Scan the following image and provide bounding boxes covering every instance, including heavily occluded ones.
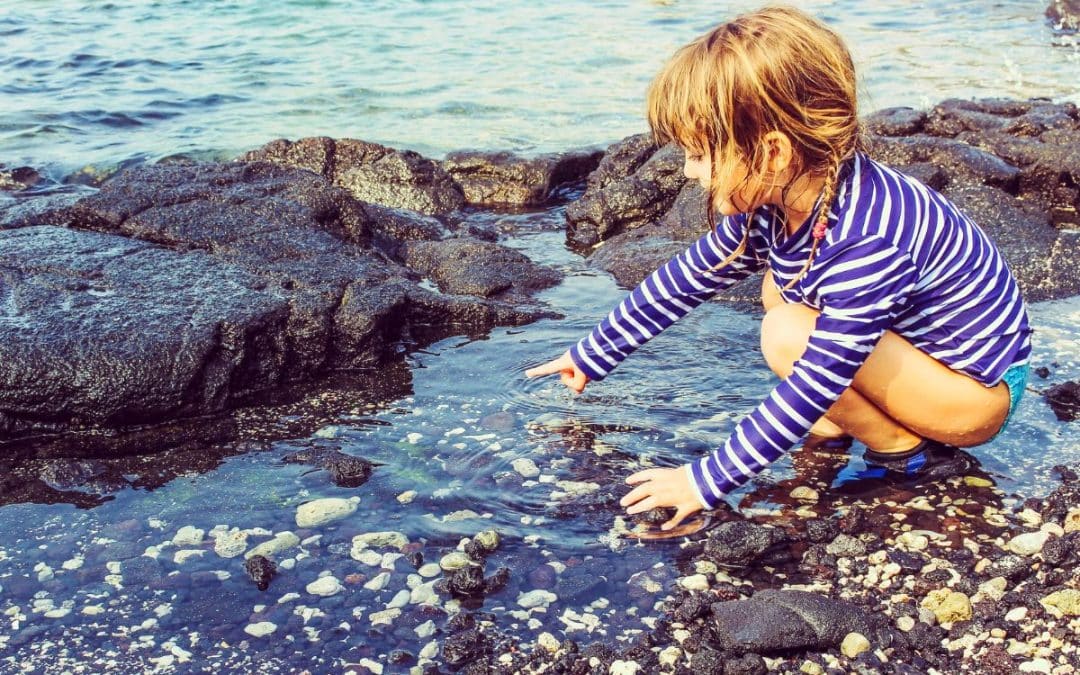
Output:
[646,6,863,287]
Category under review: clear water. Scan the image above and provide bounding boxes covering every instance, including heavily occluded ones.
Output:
[3,1,1080,670]
[2,0,1079,177]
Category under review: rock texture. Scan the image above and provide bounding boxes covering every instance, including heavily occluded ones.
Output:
[441,149,603,206]
[0,160,559,448]
[1048,0,1080,31]
[566,98,1080,303]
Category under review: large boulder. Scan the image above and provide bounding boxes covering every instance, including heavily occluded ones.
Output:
[711,589,893,653]
[569,98,1080,303]
[0,160,556,448]
[441,149,603,207]
[241,136,465,216]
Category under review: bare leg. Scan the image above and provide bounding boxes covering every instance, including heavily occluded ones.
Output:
[760,302,1010,451]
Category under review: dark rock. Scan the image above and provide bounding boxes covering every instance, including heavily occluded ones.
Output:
[0,161,554,445]
[688,648,725,675]
[674,592,712,623]
[1045,381,1080,421]
[446,566,486,598]
[483,567,510,595]
[986,554,1033,582]
[406,551,424,569]
[805,518,840,544]
[723,653,766,675]
[864,107,928,136]
[711,589,891,654]
[402,237,561,298]
[245,555,277,591]
[0,165,43,191]
[1042,535,1070,565]
[703,520,788,567]
[889,550,929,574]
[242,137,465,216]
[281,446,375,488]
[1048,0,1080,31]
[441,149,603,206]
[442,627,490,668]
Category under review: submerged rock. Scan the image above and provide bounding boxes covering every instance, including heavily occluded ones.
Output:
[1045,380,1080,421]
[244,555,277,591]
[703,520,788,567]
[441,149,602,206]
[281,447,376,488]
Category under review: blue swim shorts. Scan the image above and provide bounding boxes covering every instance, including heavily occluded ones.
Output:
[993,363,1029,438]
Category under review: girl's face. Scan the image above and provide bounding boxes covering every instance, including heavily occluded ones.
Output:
[682,150,755,217]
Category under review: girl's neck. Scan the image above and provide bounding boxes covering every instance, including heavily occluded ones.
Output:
[777,173,827,236]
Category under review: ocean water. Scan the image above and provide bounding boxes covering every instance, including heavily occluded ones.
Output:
[2,2,1080,671]
[1,0,1079,176]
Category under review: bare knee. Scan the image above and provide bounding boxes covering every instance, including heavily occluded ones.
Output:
[760,303,817,378]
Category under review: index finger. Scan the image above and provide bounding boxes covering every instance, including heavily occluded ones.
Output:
[525,361,561,378]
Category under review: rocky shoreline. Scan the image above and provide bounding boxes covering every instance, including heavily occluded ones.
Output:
[1,96,1080,674]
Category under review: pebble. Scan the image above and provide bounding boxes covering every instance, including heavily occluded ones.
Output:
[369,608,400,626]
[295,497,358,528]
[351,532,409,554]
[410,582,438,605]
[1040,589,1080,617]
[517,589,557,609]
[244,622,277,638]
[415,620,436,638]
[790,486,819,502]
[512,458,541,478]
[609,660,640,675]
[537,632,561,653]
[976,576,1008,602]
[172,526,205,547]
[679,574,709,591]
[897,532,929,551]
[396,491,417,504]
[212,529,248,558]
[173,550,206,565]
[474,530,500,551]
[1019,658,1054,674]
[306,576,344,597]
[358,659,383,675]
[1005,607,1028,622]
[278,593,301,604]
[841,632,870,658]
[418,563,441,578]
[963,476,994,488]
[439,552,474,572]
[921,589,972,624]
[1065,507,1080,534]
[1017,508,1043,526]
[659,647,683,668]
[897,616,915,632]
[246,532,300,560]
[826,534,866,557]
[61,555,84,571]
[1006,531,1050,556]
[386,589,410,610]
[406,433,423,444]
[800,661,825,675]
[364,572,391,592]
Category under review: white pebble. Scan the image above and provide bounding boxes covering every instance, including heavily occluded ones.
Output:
[364,572,391,592]
[295,498,358,528]
[244,622,277,637]
[517,589,557,609]
[306,576,343,597]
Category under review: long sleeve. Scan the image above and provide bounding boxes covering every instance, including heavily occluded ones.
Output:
[569,215,767,380]
[687,235,919,509]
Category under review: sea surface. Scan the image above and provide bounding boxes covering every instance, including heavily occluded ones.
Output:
[2,1,1080,672]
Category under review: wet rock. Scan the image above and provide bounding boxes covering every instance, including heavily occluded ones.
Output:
[1048,0,1080,31]
[401,237,561,298]
[1045,381,1080,421]
[446,566,486,598]
[483,567,510,595]
[0,165,43,191]
[723,653,766,675]
[688,648,725,674]
[441,149,602,206]
[703,520,788,567]
[242,136,464,216]
[245,555,277,591]
[711,590,891,654]
[825,534,867,558]
[864,107,928,137]
[442,627,490,668]
[805,518,840,544]
[0,161,552,445]
[281,447,376,488]
[295,497,358,528]
[986,554,1034,582]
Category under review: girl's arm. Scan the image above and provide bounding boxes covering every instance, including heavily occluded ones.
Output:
[569,213,767,380]
[688,235,919,508]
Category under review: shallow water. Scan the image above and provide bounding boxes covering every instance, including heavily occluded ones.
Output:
[1,202,1078,671]
[2,0,1079,176]
[3,1,1080,670]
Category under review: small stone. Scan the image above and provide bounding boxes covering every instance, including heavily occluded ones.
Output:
[415,620,436,638]
[826,534,867,557]
[439,552,474,572]
[418,563,441,578]
[474,530,500,552]
[963,476,994,488]
[246,532,301,560]
[212,529,248,558]
[537,632,561,653]
[977,577,1008,602]
[306,576,344,597]
[609,660,640,675]
[244,621,277,637]
[1006,531,1050,556]
[172,526,205,547]
[1005,607,1027,622]
[897,532,929,551]
[840,632,871,658]
[800,661,825,675]
[897,616,915,632]
[396,491,417,504]
[364,572,391,591]
[679,574,710,592]
[295,498,358,528]
[386,589,410,609]
[173,549,206,565]
[351,532,409,554]
[1040,589,1080,617]
[244,556,277,591]
[790,486,819,502]
[517,589,557,609]
[369,608,401,626]
[1017,509,1043,527]
[1064,508,1080,534]
[1019,658,1053,674]
[921,589,972,624]
[512,458,541,478]
[659,646,683,668]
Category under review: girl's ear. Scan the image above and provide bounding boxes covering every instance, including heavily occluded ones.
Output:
[762,131,794,175]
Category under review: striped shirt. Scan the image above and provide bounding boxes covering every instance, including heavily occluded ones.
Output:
[569,153,1032,509]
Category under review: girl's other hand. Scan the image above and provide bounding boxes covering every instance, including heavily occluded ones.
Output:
[620,467,704,531]
[525,351,589,394]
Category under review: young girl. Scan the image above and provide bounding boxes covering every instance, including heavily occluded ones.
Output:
[526,6,1032,532]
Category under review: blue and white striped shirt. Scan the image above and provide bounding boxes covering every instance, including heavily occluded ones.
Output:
[569,153,1032,509]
